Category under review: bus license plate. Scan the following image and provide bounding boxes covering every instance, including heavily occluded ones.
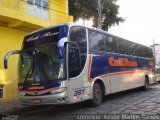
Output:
[32,99,41,104]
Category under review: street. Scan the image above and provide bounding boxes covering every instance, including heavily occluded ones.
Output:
[2,83,160,120]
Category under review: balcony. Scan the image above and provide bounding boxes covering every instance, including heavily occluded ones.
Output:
[0,0,73,31]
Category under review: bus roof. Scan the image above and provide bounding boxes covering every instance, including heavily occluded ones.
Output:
[25,22,152,49]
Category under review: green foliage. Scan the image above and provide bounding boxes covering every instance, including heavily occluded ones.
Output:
[68,0,125,31]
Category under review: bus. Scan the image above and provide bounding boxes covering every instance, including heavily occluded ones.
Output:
[4,23,155,106]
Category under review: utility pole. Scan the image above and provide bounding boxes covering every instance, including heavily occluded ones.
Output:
[151,39,160,82]
[98,0,102,29]
[153,39,156,66]
[152,39,160,68]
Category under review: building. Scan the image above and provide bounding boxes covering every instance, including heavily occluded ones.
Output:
[0,0,73,102]
[155,44,160,68]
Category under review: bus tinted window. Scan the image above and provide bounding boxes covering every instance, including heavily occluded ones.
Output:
[70,27,87,54]
[68,47,81,78]
[132,44,153,58]
[130,42,136,56]
[142,46,148,57]
[70,26,87,77]
[117,39,126,54]
[148,48,153,58]
[143,47,153,58]
[125,41,131,55]
[89,29,105,52]
[104,35,117,53]
[136,45,146,57]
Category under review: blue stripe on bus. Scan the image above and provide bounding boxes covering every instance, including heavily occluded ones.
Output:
[89,53,153,80]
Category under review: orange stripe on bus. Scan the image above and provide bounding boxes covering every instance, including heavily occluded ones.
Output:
[101,71,134,78]
[88,54,92,82]
[100,70,152,78]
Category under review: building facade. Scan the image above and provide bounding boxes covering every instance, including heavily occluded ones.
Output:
[0,0,73,102]
[155,45,160,68]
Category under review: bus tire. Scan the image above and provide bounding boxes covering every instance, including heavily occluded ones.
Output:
[142,77,149,90]
[91,83,103,107]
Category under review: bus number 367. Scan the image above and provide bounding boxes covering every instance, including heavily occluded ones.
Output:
[74,89,85,96]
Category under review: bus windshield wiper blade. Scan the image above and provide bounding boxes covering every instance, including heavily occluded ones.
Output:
[24,55,34,85]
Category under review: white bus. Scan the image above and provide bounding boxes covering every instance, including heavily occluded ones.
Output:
[4,23,155,106]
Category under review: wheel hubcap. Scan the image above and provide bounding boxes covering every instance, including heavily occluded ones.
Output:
[94,85,102,103]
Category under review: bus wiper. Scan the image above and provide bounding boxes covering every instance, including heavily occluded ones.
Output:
[23,51,50,85]
[24,54,34,85]
[23,49,39,85]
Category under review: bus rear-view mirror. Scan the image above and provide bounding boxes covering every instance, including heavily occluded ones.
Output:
[4,50,21,69]
[57,38,68,59]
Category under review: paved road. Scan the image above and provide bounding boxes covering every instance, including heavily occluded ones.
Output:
[2,83,160,120]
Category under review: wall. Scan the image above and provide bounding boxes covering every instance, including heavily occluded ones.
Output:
[0,26,28,102]
[0,0,73,102]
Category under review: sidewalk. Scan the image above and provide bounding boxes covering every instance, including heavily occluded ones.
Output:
[0,100,47,115]
[0,101,25,114]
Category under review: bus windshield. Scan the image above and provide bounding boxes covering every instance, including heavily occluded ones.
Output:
[19,25,68,84]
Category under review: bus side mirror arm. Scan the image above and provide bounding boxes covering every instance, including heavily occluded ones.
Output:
[4,50,21,69]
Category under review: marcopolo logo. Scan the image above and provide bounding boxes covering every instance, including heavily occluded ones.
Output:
[109,57,138,67]
[35,75,41,82]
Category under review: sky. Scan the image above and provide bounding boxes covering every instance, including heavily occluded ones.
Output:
[109,0,160,47]
[77,0,160,47]
[76,0,160,66]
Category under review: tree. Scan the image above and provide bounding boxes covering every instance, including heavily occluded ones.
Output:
[68,0,125,31]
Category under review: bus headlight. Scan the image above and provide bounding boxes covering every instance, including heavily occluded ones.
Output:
[19,92,26,96]
[50,87,67,94]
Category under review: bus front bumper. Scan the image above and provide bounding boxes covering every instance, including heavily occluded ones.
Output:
[19,92,69,105]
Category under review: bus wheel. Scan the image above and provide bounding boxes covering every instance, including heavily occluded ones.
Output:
[142,77,149,90]
[91,83,102,106]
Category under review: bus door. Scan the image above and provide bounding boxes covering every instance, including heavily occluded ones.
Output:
[66,43,85,103]
[66,26,88,103]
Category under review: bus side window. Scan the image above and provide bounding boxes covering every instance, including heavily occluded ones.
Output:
[143,46,152,58]
[117,39,125,54]
[136,44,143,57]
[148,48,153,58]
[130,42,136,56]
[70,27,87,54]
[104,35,117,53]
[68,47,81,78]
[125,41,131,55]
[69,26,87,78]
[89,29,105,52]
